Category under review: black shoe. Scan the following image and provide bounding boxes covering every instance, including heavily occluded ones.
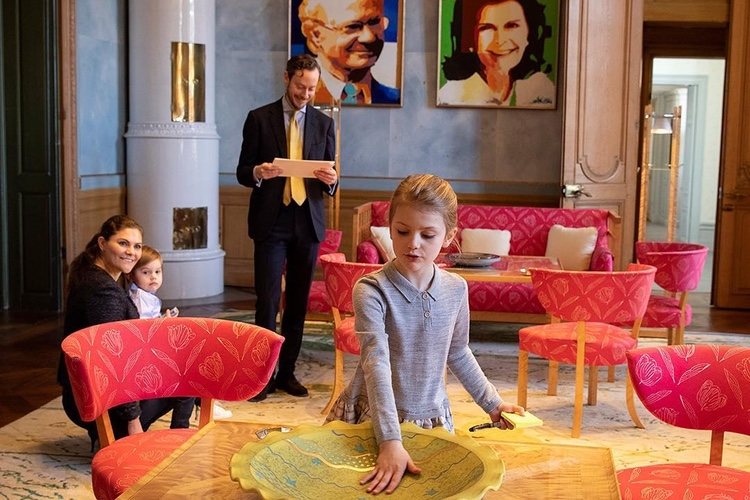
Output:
[275,375,308,397]
[249,378,276,402]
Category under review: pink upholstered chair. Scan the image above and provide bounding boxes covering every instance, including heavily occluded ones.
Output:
[517,264,656,437]
[319,253,382,415]
[306,229,344,320]
[635,241,709,345]
[62,317,283,499]
[618,344,750,499]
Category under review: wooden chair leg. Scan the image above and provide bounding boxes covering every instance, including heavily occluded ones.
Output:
[322,349,345,415]
[547,360,559,396]
[587,366,598,405]
[710,430,725,466]
[667,327,675,345]
[572,323,586,438]
[572,359,585,439]
[607,365,615,383]
[518,350,529,408]
[626,370,644,429]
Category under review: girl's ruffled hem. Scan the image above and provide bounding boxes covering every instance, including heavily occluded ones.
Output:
[325,395,455,434]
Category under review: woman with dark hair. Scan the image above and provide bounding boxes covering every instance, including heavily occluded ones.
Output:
[58,215,194,448]
[438,0,555,107]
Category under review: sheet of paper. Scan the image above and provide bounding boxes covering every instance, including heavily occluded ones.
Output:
[272,158,334,178]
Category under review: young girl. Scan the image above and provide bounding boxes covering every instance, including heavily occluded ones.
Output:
[129,245,178,319]
[129,246,232,420]
[326,174,524,494]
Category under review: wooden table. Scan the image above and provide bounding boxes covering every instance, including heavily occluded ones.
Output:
[441,255,560,283]
[120,420,621,499]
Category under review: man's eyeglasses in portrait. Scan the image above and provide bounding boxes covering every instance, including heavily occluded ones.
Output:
[304,15,388,36]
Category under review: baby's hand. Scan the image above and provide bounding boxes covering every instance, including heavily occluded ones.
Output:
[360,439,421,495]
[164,307,179,318]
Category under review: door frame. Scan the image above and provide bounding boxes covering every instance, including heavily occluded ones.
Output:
[59,0,78,272]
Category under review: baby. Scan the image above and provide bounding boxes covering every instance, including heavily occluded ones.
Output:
[129,245,232,420]
[129,245,178,318]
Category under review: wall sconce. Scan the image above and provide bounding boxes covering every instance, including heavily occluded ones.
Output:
[650,115,673,135]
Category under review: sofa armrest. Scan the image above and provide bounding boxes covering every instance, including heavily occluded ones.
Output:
[606,210,622,269]
[590,245,614,272]
[352,202,373,257]
[357,240,382,264]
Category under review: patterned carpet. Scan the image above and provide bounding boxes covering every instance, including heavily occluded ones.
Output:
[1,314,749,499]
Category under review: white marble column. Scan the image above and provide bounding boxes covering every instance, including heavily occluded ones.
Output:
[126,0,224,299]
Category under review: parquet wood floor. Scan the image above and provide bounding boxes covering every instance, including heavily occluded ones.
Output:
[0,287,747,428]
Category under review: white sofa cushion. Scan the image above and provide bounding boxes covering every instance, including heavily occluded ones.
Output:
[370,226,396,262]
[460,228,511,256]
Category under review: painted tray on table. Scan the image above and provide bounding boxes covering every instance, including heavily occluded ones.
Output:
[229,421,504,499]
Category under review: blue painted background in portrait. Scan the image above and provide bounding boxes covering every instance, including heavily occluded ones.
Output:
[289,0,401,56]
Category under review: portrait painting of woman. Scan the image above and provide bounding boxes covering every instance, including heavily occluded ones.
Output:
[437,0,559,108]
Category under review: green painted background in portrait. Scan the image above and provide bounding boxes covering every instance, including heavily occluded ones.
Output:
[437,0,559,89]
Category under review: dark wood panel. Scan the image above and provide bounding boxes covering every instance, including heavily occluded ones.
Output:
[2,0,61,311]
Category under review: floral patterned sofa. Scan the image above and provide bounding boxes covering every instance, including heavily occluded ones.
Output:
[352,201,621,323]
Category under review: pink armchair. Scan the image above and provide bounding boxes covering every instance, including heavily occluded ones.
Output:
[618,344,750,499]
[319,253,382,415]
[62,317,283,499]
[635,241,709,345]
[517,264,656,437]
[306,228,344,320]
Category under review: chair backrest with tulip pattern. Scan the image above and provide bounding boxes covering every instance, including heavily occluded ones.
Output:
[530,263,656,324]
[635,241,708,294]
[627,344,750,437]
[62,317,283,422]
[320,253,382,316]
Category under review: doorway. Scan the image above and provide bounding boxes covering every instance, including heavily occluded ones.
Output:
[642,58,725,293]
[0,0,63,311]
[639,25,727,297]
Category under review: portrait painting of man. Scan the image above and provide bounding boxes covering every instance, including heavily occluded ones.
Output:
[437,0,559,109]
[290,0,404,107]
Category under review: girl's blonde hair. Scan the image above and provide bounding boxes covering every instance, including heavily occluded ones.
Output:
[388,174,458,232]
[133,245,162,271]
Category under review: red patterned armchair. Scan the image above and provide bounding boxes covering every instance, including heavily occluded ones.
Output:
[635,241,709,345]
[319,253,382,415]
[62,317,283,499]
[618,344,750,499]
[352,201,620,323]
[517,264,656,437]
[306,228,344,320]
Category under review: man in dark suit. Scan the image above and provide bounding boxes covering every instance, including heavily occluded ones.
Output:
[236,54,338,400]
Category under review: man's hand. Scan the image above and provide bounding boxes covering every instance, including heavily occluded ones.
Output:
[314,166,337,185]
[489,402,525,429]
[360,439,421,495]
[127,417,144,436]
[253,162,281,181]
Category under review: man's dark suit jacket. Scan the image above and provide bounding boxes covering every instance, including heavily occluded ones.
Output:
[236,98,336,242]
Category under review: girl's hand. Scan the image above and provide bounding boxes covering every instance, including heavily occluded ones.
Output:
[489,402,525,429]
[360,439,422,495]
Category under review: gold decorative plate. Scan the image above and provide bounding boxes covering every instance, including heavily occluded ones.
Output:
[229,421,504,499]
